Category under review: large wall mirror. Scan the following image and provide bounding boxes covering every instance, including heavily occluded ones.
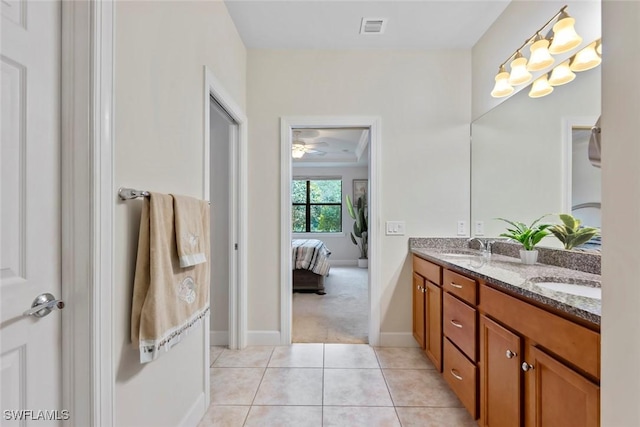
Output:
[471,57,601,249]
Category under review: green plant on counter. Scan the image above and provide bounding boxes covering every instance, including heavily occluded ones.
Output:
[346,194,368,259]
[496,215,552,251]
[548,213,600,250]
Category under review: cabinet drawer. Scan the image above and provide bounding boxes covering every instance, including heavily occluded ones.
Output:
[444,338,478,419]
[413,255,441,286]
[443,292,477,361]
[444,269,477,305]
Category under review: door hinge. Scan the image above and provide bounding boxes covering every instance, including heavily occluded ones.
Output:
[234,243,238,250]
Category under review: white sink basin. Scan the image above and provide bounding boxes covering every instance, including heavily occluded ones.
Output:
[535,282,601,299]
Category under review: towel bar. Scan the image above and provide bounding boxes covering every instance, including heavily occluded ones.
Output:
[118,187,210,205]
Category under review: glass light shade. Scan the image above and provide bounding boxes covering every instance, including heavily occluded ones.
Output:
[529,74,554,98]
[548,60,576,86]
[292,146,305,158]
[528,37,555,71]
[596,40,602,55]
[508,55,532,85]
[549,14,582,54]
[570,41,602,72]
[491,69,514,98]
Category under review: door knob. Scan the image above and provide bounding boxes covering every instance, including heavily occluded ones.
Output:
[506,350,517,359]
[23,293,65,318]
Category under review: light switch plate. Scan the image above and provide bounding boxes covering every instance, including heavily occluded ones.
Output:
[386,221,405,236]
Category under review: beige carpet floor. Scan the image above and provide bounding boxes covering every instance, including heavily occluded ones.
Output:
[292,266,369,344]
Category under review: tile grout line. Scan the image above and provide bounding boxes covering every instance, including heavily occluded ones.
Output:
[242,346,275,426]
[321,343,325,427]
[374,348,404,426]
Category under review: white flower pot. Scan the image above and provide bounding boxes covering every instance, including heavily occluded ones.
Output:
[519,249,538,265]
[357,258,368,268]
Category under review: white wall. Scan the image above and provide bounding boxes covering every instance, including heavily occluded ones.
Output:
[292,166,368,263]
[472,0,601,120]
[247,49,471,340]
[601,1,640,425]
[114,2,246,426]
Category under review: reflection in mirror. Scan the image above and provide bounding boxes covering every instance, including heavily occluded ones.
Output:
[471,62,600,249]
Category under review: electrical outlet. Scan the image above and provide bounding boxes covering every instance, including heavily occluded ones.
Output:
[457,220,467,236]
[386,221,406,236]
[474,221,485,236]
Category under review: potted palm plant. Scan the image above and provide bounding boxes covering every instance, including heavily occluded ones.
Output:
[346,194,368,268]
[497,215,552,264]
[548,213,600,250]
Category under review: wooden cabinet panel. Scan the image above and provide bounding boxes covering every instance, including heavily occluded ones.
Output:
[444,269,477,305]
[425,280,442,371]
[413,273,425,349]
[443,292,477,361]
[480,284,600,379]
[480,315,522,427]
[524,346,599,427]
[413,255,442,285]
[444,338,478,419]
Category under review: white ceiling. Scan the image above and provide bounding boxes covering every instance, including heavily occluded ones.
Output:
[224,0,511,50]
[292,128,369,167]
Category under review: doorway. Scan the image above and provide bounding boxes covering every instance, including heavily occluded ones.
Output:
[280,116,382,346]
[290,129,370,343]
[204,67,248,350]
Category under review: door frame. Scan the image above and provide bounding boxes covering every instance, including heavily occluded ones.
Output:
[280,116,382,346]
[61,0,114,425]
[560,116,599,213]
[203,66,249,350]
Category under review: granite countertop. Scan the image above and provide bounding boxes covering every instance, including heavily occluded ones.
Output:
[411,246,601,326]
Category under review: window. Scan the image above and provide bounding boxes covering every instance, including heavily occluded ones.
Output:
[292,179,342,233]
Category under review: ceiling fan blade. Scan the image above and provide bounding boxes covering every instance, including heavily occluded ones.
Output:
[306,149,326,156]
[305,141,328,148]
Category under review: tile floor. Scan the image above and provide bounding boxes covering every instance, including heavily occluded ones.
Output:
[198,344,477,427]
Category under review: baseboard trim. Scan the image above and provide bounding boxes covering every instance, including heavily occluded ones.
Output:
[210,330,229,346]
[247,330,282,346]
[330,260,358,266]
[178,391,207,427]
[378,332,420,347]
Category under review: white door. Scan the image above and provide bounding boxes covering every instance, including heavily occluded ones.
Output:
[1,1,63,425]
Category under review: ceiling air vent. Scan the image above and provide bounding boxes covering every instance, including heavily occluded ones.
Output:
[360,18,387,35]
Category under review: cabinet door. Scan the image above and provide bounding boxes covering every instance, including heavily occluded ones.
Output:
[413,273,425,349]
[425,280,442,370]
[480,315,522,427]
[524,346,599,427]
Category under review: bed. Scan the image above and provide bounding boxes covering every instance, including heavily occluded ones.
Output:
[292,239,331,294]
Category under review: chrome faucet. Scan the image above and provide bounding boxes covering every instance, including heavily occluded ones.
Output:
[468,238,495,256]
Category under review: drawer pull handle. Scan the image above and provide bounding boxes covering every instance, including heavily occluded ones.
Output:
[450,369,464,381]
[449,282,463,289]
[450,319,463,328]
[506,350,517,359]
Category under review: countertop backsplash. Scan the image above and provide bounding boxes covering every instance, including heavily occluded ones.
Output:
[408,237,600,275]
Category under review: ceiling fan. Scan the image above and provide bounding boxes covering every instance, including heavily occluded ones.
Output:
[292,130,327,158]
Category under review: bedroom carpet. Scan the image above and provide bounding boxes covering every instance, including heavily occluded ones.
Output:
[292,266,368,344]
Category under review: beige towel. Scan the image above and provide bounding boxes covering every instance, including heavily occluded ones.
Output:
[131,192,210,363]
[173,194,207,267]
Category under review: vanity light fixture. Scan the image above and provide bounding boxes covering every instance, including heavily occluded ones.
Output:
[548,9,582,54]
[529,73,554,98]
[527,33,555,71]
[490,65,515,98]
[548,59,576,86]
[570,41,602,72]
[490,5,583,98]
[508,52,533,86]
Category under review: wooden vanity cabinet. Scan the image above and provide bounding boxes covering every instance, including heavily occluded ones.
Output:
[412,256,442,370]
[479,284,600,427]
